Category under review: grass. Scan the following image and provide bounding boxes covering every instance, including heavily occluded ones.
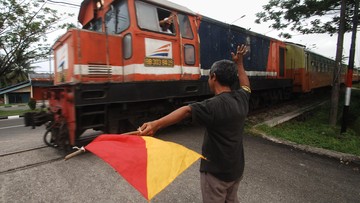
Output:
[0,109,36,117]
[0,103,27,107]
[254,87,360,156]
[0,103,35,117]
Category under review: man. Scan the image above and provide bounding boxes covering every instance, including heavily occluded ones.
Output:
[139,44,250,203]
[159,14,175,33]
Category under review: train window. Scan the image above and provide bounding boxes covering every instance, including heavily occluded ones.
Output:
[135,1,175,35]
[83,18,103,32]
[315,62,319,72]
[135,1,159,31]
[123,33,132,59]
[311,61,315,70]
[184,44,195,65]
[105,0,130,34]
[178,14,193,39]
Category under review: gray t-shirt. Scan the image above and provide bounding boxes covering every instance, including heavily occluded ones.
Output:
[190,88,250,182]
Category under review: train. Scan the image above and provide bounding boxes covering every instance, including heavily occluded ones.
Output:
[25,0,360,149]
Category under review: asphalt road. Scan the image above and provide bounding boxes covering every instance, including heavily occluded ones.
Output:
[0,118,359,203]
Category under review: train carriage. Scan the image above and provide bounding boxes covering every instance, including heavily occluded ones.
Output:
[285,42,348,93]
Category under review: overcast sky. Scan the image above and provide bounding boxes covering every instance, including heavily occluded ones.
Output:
[33,0,360,72]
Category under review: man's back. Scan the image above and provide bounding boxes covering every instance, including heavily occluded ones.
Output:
[190,88,250,182]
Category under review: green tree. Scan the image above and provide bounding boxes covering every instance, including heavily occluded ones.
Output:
[255,0,357,126]
[0,0,73,87]
[0,60,35,87]
[255,0,355,39]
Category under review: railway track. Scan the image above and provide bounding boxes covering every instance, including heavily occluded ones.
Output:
[0,132,102,175]
[0,145,49,157]
[0,145,64,175]
[247,92,330,126]
[0,157,64,175]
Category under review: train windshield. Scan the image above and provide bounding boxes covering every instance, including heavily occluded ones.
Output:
[105,0,130,34]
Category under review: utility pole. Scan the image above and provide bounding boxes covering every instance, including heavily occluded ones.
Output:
[341,0,359,133]
[329,0,346,126]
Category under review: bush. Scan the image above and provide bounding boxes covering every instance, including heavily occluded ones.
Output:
[352,117,360,136]
[28,98,36,110]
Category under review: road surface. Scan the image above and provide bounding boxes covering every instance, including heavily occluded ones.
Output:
[0,118,359,202]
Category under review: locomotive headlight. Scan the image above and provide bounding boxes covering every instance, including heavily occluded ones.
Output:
[123,33,132,59]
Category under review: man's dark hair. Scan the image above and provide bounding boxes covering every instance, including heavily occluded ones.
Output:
[209,59,238,87]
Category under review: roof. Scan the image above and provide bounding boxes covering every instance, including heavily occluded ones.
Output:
[0,81,31,95]
[146,0,195,15]
[78,0,195,23]
[29,73,54,82]
[0,74,54,95]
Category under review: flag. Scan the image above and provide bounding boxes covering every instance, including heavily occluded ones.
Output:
[85,134,202,201]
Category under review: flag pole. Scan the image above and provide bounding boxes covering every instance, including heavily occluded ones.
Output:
[64,146,86,160]
[64,131,140,160]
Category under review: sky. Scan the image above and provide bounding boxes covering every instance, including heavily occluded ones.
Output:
[33,0,360,72]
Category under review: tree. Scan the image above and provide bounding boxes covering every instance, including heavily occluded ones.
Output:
[255,0,355,38]
[0,59,35,87]
[255,0,357,126]
[0,0,73,87]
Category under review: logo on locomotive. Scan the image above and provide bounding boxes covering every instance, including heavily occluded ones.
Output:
[145,38,174,67]
[56,43,69,83]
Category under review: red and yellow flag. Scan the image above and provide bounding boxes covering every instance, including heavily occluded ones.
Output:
[85,134,202,201]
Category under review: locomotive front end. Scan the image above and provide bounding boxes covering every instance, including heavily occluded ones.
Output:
[25,0,205,149]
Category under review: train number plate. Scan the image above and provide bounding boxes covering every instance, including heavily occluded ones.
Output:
[144,57,174,67]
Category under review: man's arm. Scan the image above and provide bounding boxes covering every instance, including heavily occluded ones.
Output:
[231,45,250,89]
[159,14,175,26]
[138,106,191,136]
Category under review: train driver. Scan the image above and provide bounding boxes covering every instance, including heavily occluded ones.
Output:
[159,13,175,33]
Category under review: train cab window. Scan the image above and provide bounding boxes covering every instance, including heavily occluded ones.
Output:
[316,63,320,72]
[184,44,195,65]
[83,18,103,32]
[105,0,130,34]
[178,14,193,39]
[135,0,175,35]
[311,61,315,71]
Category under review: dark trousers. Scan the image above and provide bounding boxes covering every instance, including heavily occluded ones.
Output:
[200,172,242,203]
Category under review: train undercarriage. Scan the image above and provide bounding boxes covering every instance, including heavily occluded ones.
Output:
[24,78,293,150]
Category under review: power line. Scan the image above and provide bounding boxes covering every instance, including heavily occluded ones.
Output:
[47,0,80,7]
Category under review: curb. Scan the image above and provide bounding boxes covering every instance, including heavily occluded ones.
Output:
[0,115,23,120]
[0,105,27,109]
[249,128,360,166]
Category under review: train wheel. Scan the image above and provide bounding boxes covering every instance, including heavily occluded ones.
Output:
[43,127,58,148]
[58,123,71,151]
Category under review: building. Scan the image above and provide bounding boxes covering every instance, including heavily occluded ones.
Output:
[0,73,53,104]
